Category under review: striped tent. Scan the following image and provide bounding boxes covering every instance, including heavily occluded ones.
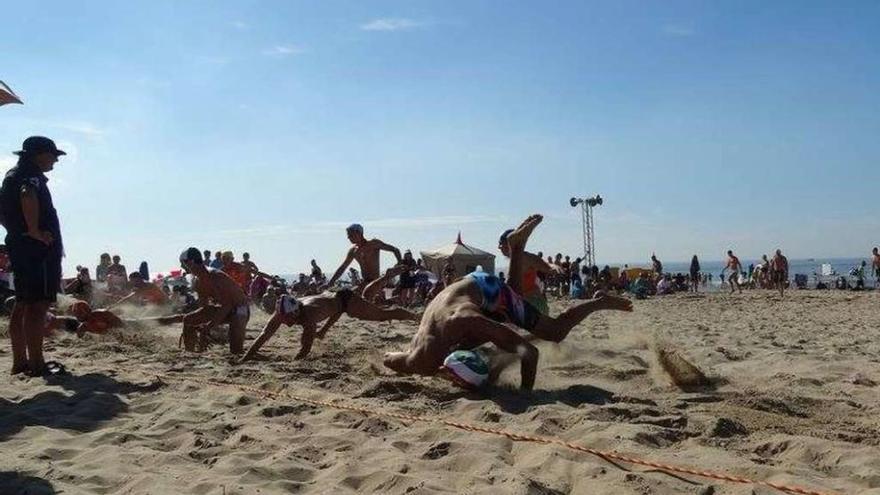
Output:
[0,81,22,106]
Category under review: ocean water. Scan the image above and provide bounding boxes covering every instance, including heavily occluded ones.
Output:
[625,257,876,288]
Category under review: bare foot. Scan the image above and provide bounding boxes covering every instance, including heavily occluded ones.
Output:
[596,293,634,312]
[11,363,29,375]
[505,214,543,252]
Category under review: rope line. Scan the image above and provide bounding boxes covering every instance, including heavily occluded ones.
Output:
[171,376,838,495]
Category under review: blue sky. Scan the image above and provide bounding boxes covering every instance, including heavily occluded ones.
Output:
[2,1,879,276]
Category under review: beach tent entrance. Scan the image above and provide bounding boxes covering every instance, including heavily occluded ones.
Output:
[420,233,496,277]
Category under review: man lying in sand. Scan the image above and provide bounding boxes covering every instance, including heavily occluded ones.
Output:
[383,214,633,391]
[110,272,170,307]
[239,272,419,362]
[325,223,403,300]
[4,297,183,337]
[178,247,250,354]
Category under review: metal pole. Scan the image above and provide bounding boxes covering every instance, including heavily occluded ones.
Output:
[581,203,589,263]
[587,203,595,266]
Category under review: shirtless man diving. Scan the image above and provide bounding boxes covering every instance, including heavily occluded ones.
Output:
[326,223,404,301]
[238,274,419,363]
[178,247,251,353]
[383,214,632,391]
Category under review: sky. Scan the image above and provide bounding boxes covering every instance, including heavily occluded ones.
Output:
[2,1,879,277]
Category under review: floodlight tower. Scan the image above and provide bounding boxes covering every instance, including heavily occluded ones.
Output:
[569,195,603,267]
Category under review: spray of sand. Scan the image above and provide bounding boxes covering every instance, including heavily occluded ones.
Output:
[651,333,711,389]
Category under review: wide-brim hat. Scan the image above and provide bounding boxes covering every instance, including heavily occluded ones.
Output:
[13,136,66,156]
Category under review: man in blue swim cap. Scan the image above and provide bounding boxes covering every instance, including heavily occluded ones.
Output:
[383,214,633,391]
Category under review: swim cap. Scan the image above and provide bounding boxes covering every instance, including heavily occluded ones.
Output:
[278,294,301,316]
[443,350,489,389]
[179,247,203,264]
[346,223,364,234]
[498,229,514,246]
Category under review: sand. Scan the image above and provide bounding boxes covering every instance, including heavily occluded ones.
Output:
[2,290,880,494]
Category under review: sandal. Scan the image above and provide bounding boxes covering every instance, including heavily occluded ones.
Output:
[44,361,69,376]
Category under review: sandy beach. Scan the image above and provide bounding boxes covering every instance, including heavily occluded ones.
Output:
[2,290,879,494]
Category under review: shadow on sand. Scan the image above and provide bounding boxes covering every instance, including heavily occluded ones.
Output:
[487,383,615,414]
[0,471,57,495]
[0,372,163,442]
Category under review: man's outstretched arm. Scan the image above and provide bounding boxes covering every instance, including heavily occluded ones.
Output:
[376,240,402,264]
[239,312,285,363]
[326,249,356,287]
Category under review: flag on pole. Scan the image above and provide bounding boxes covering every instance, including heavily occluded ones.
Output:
[0,81,23,106]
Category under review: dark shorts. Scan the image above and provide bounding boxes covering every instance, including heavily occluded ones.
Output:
[399,273,416,289]
[7,236,61,304]
[773,271,787,284]
[336,288,354,312]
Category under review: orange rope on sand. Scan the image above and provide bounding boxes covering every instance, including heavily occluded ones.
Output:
[172,376,838,495]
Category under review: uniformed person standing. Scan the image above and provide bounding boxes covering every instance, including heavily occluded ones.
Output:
[0,136,65,376]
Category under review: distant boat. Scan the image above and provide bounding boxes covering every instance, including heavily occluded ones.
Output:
[808,258,815,262]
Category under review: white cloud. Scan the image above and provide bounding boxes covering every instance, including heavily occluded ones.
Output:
[230,21,250,30]
[53,121,106,138]
[662,24,695,37]
[263,45,306,57]
[360,18,424,32]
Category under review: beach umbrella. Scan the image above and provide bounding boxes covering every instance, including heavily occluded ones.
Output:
[0,81,22,106]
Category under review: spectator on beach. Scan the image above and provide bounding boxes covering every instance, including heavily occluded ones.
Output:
[0,136,66,375]
[96,253,111,282]
[139,261,149,282]
[397,250,417,306]
[854,260,867,290]
[261,286,278,313]
[770,250,789,297]
[632,272,651,299]
[210,251,223,269]
[221,251,249,292]
[689,255,701,293]
[617,267,629,291]
[651,254,663,277]
[310,259,324,284]
[203,249,212,267]
[108,255,127,278]
[348,267,361,287]
[64,266,93,301]
[657,274,674,295]
[872,247,880,289]
[242,252,258,273]
[725,250,743,294]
